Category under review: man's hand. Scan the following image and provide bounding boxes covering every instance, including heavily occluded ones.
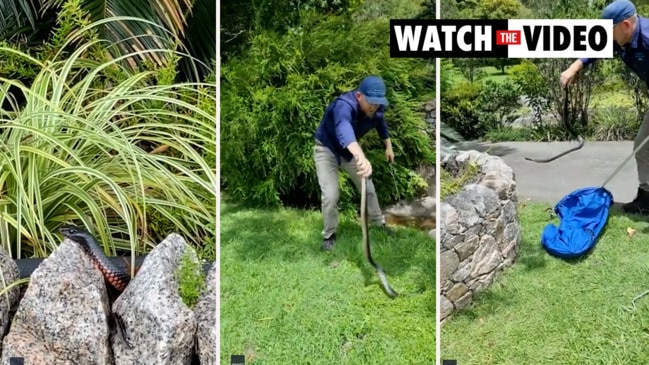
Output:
[385,146,394,164]
[560,60,583,87]
[560,69,577,87]
[354,154,372,178]
[347,142,372,177]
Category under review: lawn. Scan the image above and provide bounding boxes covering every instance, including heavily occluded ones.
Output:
[220,199,436,364]
[448,66,510,85]
[440,201,649,364]
[477,66,510,84]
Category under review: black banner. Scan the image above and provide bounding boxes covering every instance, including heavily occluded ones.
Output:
[389,19,510,58]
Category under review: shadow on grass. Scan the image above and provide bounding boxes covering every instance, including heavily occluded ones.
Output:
[515,238,548,271]
[323,218,435,298]
[220,205,324,263]
[220,199,435,298]
[610,202,649,234]
[514,203,555,271]
[446,284,519,322]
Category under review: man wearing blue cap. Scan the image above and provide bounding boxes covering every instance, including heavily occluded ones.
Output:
[561,0,649,215]
[313,75,395,251]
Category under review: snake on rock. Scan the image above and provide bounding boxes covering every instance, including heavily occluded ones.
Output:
[361,176,397,298]
[59,224,133,348]
[59,225,131,292]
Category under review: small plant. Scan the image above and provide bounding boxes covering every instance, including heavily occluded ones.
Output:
[440,161,480,199]
[175,250,206,309]
[590,107,640,141]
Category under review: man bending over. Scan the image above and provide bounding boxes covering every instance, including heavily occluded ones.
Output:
[562,0,649,214]
[313,75,395,251]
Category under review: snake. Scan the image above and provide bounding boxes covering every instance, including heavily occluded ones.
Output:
[59,224,133,349]
[59,225,131,292]
[525,85,584,163]
[361,176,398,298]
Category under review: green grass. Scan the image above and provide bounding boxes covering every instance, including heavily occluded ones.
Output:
[479,66,510,84]
[220,199,436,364]
[441,201,649,364]
[448,66,509,84]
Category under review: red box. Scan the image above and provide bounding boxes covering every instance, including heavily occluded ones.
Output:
[496,30,521,45]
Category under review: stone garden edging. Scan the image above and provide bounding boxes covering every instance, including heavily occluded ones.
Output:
[439,150,522,324]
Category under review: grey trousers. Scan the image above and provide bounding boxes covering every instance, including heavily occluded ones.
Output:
[314,143,385,239]
[637,110,649,191]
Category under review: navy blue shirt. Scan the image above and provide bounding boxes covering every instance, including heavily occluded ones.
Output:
[580,15,649,85]
[314,90,390,165]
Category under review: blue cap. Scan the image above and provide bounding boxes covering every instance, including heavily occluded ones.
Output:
[602,0,636,24]
[359,76,388,106]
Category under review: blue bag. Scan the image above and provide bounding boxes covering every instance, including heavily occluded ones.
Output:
[541,186,613,259]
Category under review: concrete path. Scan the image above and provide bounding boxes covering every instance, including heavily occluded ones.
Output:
[451,141,639,204]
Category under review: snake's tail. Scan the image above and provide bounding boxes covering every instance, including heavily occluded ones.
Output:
[112,313,133,349]
[524,135,584,163]
[362,176,398,299]
[377,267,398,298]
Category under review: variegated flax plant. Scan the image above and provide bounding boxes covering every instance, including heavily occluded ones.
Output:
[0,15,216,277]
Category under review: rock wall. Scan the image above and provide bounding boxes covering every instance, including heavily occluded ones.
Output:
[421,99,436,196]
[439,150,522,325]
[382,98,437,237]
[425,99,435,135]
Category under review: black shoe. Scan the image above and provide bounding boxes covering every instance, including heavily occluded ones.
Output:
[381,224,394,236]
[622,187,649,215]
[322,233,336,251]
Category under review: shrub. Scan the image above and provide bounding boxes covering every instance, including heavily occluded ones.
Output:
[477,79,521,130]
[509,60,550,124]
[220,10,435,210]
[589,107,640,141]
[440,81,484,139]
[440,78,521,140]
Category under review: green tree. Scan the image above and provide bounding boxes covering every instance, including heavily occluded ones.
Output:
[0,0,215,82]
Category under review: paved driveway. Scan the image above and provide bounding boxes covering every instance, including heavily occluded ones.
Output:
[451,141,639,204]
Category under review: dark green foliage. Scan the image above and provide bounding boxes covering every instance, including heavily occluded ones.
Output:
[440,81,484,140]
[176,0,216,82]
[413,0,435,18]
[440,79,520,140]
[476,79,521,130]
[439,59,454,94]
[220,10,435,210]
[0,0,214,83]
[440,0,649,144]
[220,0,362,62]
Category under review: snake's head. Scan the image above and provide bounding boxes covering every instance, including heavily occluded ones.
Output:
[59,225,89,239]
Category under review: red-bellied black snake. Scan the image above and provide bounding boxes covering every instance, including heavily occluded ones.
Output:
[59,225,133,348]
[59,225,131,292]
